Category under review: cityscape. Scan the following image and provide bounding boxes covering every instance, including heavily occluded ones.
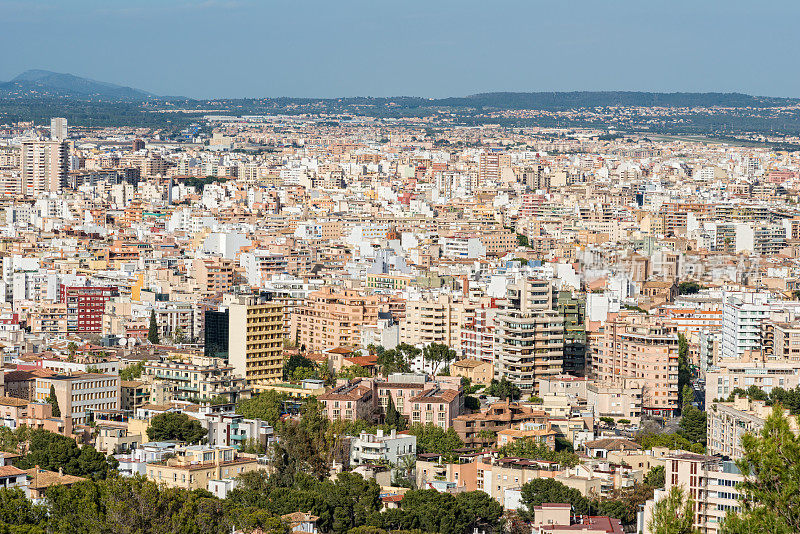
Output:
[0,2,798,534]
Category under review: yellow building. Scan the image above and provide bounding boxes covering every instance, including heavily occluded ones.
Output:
[146,446,261,490]
[256,380,327,398]
[227,293,286,388]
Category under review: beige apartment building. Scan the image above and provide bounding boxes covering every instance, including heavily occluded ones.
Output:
[30,303,67,334]
[538,375,644,424]
[227,293,285,390]
[193,257,237,295]
[33,374,121,426]
[141,354,249,404]
[708,396,798,459]
[146,446,260,490]
[400,293,462,348]
[494,310,564,395]
[20,139,68,196]
[590,316,680,416]
[292,287,380,352]
[704,359,800,408]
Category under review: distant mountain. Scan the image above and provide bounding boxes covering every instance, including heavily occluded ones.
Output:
[0,69,154,100]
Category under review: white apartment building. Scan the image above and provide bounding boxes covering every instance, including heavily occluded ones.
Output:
[349,429,416,467]
[721,294,771,359]
[438,236,486,259]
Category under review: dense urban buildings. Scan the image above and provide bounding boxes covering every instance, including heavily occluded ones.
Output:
[1,107,799,533]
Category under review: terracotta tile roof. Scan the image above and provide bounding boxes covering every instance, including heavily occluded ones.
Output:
[0,465,25,478]
[24,468,85,489]
[0,397,30,407]
[410,388,459,403]
[583,438,641,451]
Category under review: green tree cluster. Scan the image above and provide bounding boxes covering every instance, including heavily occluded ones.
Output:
[235,390,289,426]
[146,413,206,444]
[119,361,144,381]
[648,486,698,534]
[678,281,702,295]
[405,424,464,456]
[722,406,800,533]
[421,343,457,375]
[484,378,521,401]
[375,343,418,375]
[15,430,117,480]
[378,489,503,534]
[0,475,289,534]
[338,365,371,380]
[46,386,60,418]
[496,438,580,468]
[147,310,160,345]
[636,432,705,454]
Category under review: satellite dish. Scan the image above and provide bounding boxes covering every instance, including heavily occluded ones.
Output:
[118,337,128,347]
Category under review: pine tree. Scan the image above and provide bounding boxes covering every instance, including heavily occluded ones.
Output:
[385,395,405,430]
[147,309,160,345]
[47,385,60,417]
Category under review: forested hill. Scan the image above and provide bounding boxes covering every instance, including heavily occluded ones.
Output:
[431,91,799,110]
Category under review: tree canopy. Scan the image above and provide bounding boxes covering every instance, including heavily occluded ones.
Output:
[148,310,160,345]
[485,378,521,401]
[520,478,592,519]
[406,424,463,456]
[15,430,117,480]
[146,413,206,444]
[648,486,698,534]
[235,390,288,426]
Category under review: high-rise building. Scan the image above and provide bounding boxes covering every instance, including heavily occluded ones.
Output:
[227,292,285,390]
[558,290,587,376]
[590,315,680,416]
[400,293,462,348]
[20,139,68,196]
[292,287,381,352]
[50,117,67,141]
[493,310,564,395]
[58,284,117,334]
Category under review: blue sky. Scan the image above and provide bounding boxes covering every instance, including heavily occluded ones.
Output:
[1,0,797,99]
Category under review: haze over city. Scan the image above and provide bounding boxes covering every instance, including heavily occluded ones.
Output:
[3,0,800,98]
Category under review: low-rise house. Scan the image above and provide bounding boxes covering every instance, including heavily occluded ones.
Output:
[320,378,376,422]
[583,438,641,459]
[408,387,461,428]
[533,502,624,534]
[205,412,274,451]
[497,421,557,449]
[145,445,260,490]
[120,380,148,413]
[95,423,141,455]
[281,511,319,534]
[0,396,72,436]
[453,400,547,448]
[450,359,493,386]
[24,468,85,503]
